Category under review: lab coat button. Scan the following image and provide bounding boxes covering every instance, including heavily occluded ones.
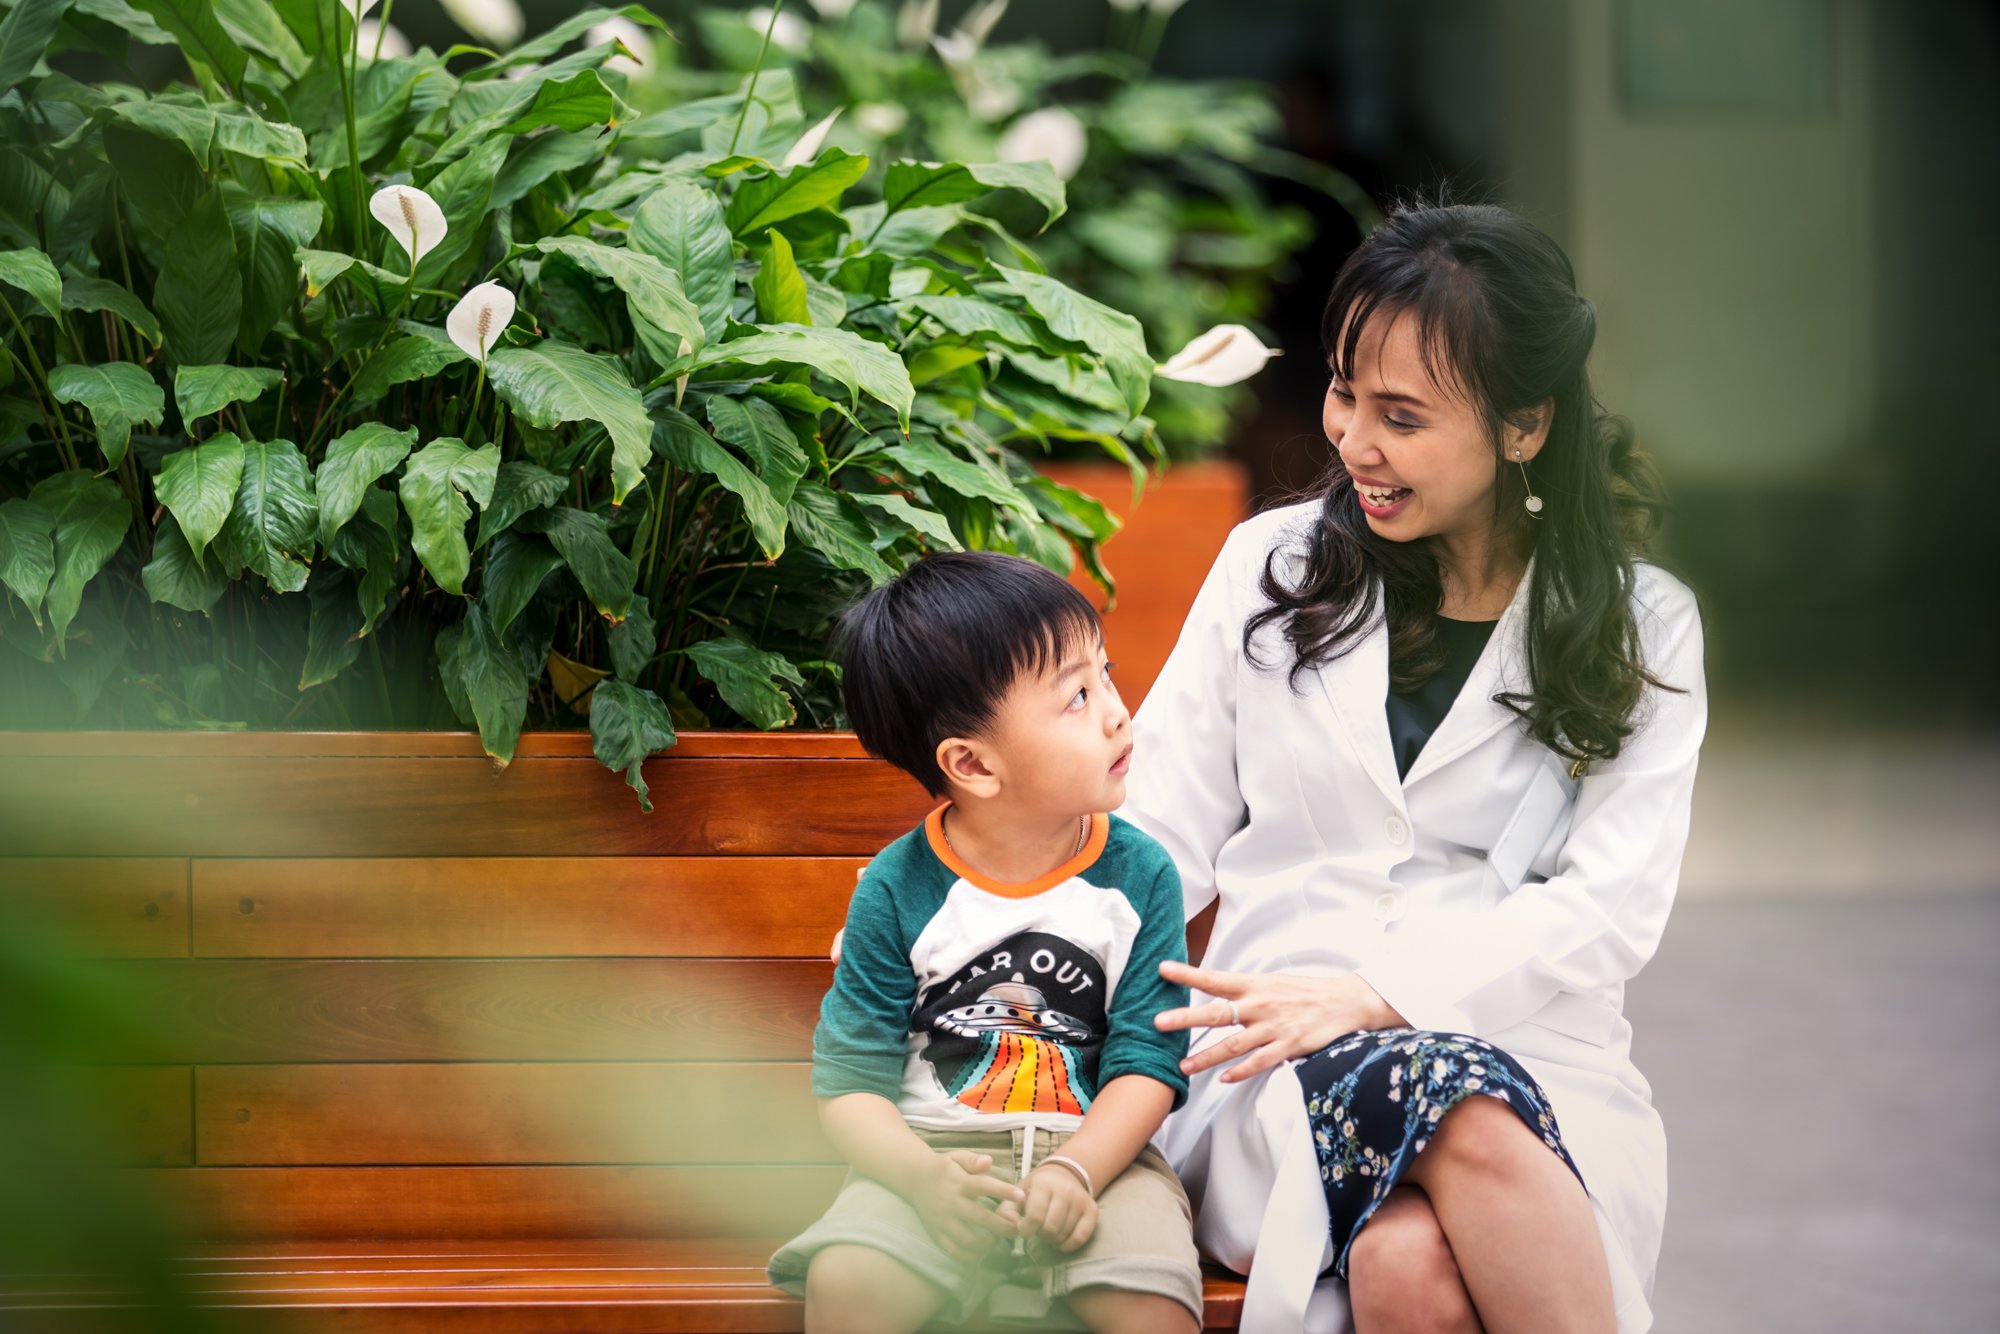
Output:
[1385,815,1409,844]
[1373,891,1403,922]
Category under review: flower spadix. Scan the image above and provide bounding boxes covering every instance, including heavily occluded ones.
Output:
[448,281,516,363]
[369,184,447,270]
[1156,324,1280,386]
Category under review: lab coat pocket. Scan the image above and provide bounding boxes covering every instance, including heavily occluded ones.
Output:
[1487,757,1579,894]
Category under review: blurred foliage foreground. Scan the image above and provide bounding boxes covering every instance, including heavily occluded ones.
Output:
[0,0,1362,801]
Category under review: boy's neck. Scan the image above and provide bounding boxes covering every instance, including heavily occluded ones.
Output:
[938,799,1095,887]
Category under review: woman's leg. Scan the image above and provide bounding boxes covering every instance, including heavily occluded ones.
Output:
[1347,1186,1482,1334]
[1402,1095,1616,1334]
[803,1244,944,1334]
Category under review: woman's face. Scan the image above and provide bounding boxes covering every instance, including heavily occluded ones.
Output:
[1322,309,1536,545]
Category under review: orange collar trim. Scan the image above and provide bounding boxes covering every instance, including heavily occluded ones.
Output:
[924,803,1110,899]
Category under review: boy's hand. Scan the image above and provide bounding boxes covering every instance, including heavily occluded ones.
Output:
[1018,1163,1097,1255]
[909,1150,1025,1262]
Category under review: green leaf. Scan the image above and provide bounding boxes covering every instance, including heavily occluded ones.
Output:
[850,491,962,552]
[680,637,803,730]
[59,275,162,345]
[752,228,810,326]
[316,423,415,544]
[434,68,626,172]
[908,295,1069,354]
[0,248,61,319]
[129,0,248,88]
[786,480,894,585]
[726,148,870,236]
[534,235,705,367]
[108,95,215,163]
[153,430,245,566]
[486,341,652,504]
[326,487,400,636]
[350,335,467,403]
[221,186,321,351]
[224,437,316,593]
[29,470,129,642]
[497,4,669,66]
[155,192,241,366]
[455,600,531,767]
[413,134,509,290]
[398,436,499,596]
[140,512,227,613]
[479,530,564,639]
[477,460,567,548]
[652,406,787,560]
[298,564,362,690]
[46,362,164,466]
[992,266,1151,418]
[691,325,913,430]
[883,436,1036,518]
[0,0,74,92]
[588,676,677,811]
[605,591,655,683]
[174,363,281,424]
[630,179,735,343]
[210,102,308,164]
[706,394,807,508]
[518,506,635,623]
[881,159,1067,230]
[0,496,56,624]
[491,128,605,211]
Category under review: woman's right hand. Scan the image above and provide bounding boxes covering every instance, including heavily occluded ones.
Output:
[909,1149,1025,1262]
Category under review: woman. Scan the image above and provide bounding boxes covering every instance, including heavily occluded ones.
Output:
[1117,201,1705,1334]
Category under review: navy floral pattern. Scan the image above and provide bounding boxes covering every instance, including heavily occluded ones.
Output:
[1297,1028,1585,1278]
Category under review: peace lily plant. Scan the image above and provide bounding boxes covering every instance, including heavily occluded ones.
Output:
[0,0,1279,804]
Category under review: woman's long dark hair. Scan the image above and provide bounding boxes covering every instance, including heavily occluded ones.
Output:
[1245,198,1680,766]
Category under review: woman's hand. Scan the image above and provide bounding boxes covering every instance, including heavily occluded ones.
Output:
[1153,960,1408,1084]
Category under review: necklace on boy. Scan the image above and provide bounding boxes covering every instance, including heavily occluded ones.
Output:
[943,812,1089,861]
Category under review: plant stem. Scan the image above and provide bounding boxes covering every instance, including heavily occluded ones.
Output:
[342,13,365,253]
[727,0,786,158]
[0,291,79,466]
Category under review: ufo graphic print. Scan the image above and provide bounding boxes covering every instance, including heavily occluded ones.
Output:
[912,931,1110,1116]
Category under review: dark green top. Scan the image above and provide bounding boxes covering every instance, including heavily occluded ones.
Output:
[1386,614,1498,780]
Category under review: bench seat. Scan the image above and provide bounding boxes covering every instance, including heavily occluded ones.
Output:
[2,1239,1247,1331]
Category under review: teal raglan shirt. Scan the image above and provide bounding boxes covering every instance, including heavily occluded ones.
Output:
[813,806,1191,1132]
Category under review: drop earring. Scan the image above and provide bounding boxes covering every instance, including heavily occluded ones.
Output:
[1515,448,1544,518]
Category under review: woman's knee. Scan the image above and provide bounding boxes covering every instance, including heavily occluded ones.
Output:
[1348,1188,1477,1334]
[1421,1091,1551,1182]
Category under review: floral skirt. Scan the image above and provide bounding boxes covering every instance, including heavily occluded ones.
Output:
[1297,1028,1585,1278]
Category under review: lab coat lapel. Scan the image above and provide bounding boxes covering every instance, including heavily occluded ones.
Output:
[1401,550,1538,788]
[1307,601,1405,815]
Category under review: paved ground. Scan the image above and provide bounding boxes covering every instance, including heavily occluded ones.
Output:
[1627,889,2000,1333]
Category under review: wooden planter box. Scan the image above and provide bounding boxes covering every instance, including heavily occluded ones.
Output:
[1038,459,1251,711]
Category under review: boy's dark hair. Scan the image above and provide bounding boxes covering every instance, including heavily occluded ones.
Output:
[833,551,1103,797]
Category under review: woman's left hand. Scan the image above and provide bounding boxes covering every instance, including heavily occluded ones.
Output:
[1154,960,1408,1084]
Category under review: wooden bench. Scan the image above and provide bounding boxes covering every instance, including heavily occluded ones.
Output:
[0,731,1245,1331]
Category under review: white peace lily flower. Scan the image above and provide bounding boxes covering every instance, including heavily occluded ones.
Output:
[995,106,1087,181]
[1156,324,1280,386]
[959,0,1009,48]
[967,80,1019,122]
[441,0,524,47]
[447,281,517,363]
[854,102,908,136]
[781,108,844,168]
[806,0,858,16]
[897,0,939,48]
[587,16,654,73]
[1149,0,1192,12]
[746,7,811,55]
[368,184,447,269]
[930,30,976,68]
[355,20,412,61]
[1107,0,1145,10]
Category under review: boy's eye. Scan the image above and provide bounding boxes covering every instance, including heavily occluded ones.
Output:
[1068,686,1088,710]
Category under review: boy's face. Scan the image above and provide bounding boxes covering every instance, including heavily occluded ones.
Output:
[937,631,1134,817]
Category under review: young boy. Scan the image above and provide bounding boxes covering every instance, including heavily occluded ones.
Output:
[767,551,1202,1334]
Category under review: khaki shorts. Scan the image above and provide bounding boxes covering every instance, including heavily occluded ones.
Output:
[767,1125,1202,1327]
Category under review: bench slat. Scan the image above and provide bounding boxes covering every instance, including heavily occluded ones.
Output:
[0,858,188,957]
[86,960,829,1063]
[196,1064,829,1166]
[192,859,860,959]
[0,758,933,857]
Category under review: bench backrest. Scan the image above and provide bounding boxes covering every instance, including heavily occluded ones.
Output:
[0,730,935,1243]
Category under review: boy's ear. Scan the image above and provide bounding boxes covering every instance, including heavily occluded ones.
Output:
[935,736,1002,800]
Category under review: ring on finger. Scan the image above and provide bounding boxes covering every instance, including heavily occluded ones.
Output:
[1227,999,1241,1026]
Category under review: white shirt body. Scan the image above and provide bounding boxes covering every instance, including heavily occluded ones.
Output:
[1116,500,1707,1334]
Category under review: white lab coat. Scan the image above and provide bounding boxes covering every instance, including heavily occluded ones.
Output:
[1115,500,1706,1334]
